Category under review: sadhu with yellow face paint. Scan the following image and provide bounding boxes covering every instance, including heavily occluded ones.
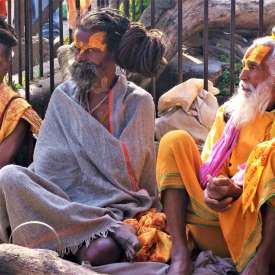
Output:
[0,9,173,275]
[157,28,275,275]
[68,9,166,128]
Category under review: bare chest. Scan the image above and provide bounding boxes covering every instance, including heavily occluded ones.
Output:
[88,93,109,130]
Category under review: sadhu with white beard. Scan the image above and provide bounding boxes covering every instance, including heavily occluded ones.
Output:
[157,28,275,275]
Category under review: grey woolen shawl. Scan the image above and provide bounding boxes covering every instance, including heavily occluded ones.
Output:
[0,75,159,254]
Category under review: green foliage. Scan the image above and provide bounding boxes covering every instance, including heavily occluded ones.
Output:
[64,35,71,45]
[9,79,25,92]
[218,53,230,63]
[13,82,23,91]
[119,0,150,21]
[217,54,243,96]
[62,1,68,19]
[4,76,23,92]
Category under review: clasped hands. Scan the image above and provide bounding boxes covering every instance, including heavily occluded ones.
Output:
[204,175,242,212]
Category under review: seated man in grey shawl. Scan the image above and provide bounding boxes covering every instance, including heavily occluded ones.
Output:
[0,9,166,266]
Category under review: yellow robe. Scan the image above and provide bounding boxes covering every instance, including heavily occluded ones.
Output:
[0,83,42,142]
[157,106,275,272]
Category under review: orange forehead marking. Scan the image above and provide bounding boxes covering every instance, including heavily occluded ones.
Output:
[242,45,272,70]
[74,31,107,53]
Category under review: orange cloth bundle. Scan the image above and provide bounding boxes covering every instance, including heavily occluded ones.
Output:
[124,208,172,263]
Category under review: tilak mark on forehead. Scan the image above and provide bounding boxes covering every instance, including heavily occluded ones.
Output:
[74,30,107,53]
[242,29,275,69]
[242,45,272,70]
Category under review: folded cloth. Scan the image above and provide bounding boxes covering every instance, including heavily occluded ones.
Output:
[193,250,237,275]
[158,78,219,115]
[124,208,172,263]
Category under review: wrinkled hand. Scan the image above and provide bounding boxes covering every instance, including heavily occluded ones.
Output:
[204,176,242,212]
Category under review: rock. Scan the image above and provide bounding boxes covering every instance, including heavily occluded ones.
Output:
[140,0,275,63]
[150,53,223,102]
[29,72,62,118]
[0,244,102,275]
[140,0,175,28]
[12,34,62,75]
[208,29,250,61]
[17,58,63,118]
[12,36,49,75]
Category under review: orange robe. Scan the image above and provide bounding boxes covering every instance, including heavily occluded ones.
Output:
[0,83,42,142]
[157,106,275,272]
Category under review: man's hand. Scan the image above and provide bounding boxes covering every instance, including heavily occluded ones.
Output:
[204,176,242,212]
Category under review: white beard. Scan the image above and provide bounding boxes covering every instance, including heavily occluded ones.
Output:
[224,79,272,128]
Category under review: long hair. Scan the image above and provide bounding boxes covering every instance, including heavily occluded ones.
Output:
[0,16,17,58]
[78,9,166,77]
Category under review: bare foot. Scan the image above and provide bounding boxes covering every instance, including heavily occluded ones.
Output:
[241,255,269,275]
[168,250,193,275]
[76,237,122,266]
[110,223,139,261]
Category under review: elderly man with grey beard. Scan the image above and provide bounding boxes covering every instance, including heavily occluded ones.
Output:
[0,9,172,274]
[156,28,275,275]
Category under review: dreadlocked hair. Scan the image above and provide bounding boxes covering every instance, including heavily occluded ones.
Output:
[0,16,17,58]
[78,9,166,77]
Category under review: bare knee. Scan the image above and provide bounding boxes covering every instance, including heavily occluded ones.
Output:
[0,165,20,191]
[77,237,122,266]
[159,130,195,151]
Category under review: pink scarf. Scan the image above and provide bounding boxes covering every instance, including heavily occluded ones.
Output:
[199,117,240,189]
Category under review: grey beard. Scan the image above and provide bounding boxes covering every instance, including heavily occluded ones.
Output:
[70,61,98,95]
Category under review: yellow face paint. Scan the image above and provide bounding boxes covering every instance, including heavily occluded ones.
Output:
[242,45,272,70]
[74,31,107,54]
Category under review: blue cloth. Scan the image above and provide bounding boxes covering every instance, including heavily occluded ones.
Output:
[32,0,60,39]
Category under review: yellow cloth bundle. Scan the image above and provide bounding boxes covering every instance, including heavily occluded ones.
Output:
[158,78,219,115]
[124,208,172,263]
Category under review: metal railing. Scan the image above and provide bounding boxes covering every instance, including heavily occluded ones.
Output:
[5,0,266,105]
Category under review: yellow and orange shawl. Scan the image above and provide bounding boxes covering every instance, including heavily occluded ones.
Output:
[0,83,41,142]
